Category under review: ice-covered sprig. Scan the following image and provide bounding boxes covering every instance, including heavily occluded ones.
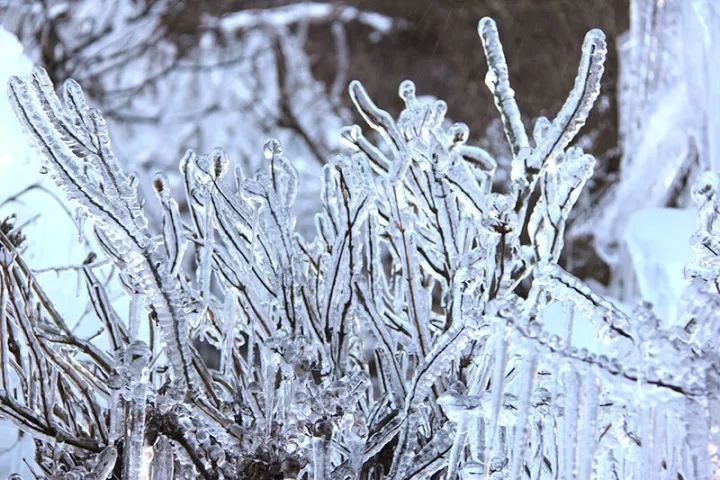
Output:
[479,17,606,220]
[478,17,529,157]
[8,70,203,399]
[528,146,596,262]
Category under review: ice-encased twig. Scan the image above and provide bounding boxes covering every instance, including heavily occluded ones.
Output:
[478,17,529,157]
[527,29,606,173]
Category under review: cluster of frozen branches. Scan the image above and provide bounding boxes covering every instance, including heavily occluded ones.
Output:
[2,14,719,480]
[1,0,400,228]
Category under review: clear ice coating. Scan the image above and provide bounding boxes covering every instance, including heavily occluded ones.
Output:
[1,13,718,480]
[576,0,720,293]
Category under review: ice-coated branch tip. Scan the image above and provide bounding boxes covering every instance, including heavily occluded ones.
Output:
[525,26,606,178]
[477,16,529,156]
[348,80,387,131]
[348,79,404,151]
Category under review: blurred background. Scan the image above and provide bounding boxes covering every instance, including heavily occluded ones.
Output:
[0,0,628,182]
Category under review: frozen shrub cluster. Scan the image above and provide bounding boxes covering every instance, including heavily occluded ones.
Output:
[2,16,718,479]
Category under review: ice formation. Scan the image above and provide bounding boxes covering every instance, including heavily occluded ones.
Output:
[577,0,720,279]
[1,1,399,234]
[1,14,718,480]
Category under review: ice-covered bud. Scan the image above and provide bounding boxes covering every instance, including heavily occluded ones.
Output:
[486,192,517,229]
[692,171,719,206]
[490,192,513,214]
[208,445,225,465]
[153,172,170,199]
[108,371,125,390]
[450,122,470,146]
[178,415,193,431]
[547,334,562,350]
[91,446,118,480]
[632,301,660,340]
[526,321,541,338]
[62,77,85,106]
[438,382,467,422]
[398,79,417,106]
[607,358,622,374]
[562,152,595,184]
[127,172,139,191]
[457,145,497,172]
[313,418,334,439]
[196,428,210,444]
[263,139,283,162]
[431,99,448,124]
[460,461,485,479]
[210,148,229,179]
[532,116,551,145]
[124,340,151,378]
[489,455,508,473]
[339,125,362,149]
[532,387,551,408]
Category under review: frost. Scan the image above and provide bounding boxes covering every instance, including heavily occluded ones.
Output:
[1,13,719,480]
[214,3,395,34]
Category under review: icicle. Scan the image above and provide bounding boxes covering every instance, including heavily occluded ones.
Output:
[150,436,174,479]
[576,374,599,480]
[108,382,124,444]
[0,273,9,392]
[439,380,475,478]
[444,325,492,477]
[507,349,538,480]
[91,446,118,480]
[122,341,151,480]
[562,368,580,480]
[485,328,508,477]
[220,294,236,374]
[128,294,143,342]
[312,426,331,480]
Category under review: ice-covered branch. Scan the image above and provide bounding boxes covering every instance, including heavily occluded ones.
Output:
[210,3,396,35]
